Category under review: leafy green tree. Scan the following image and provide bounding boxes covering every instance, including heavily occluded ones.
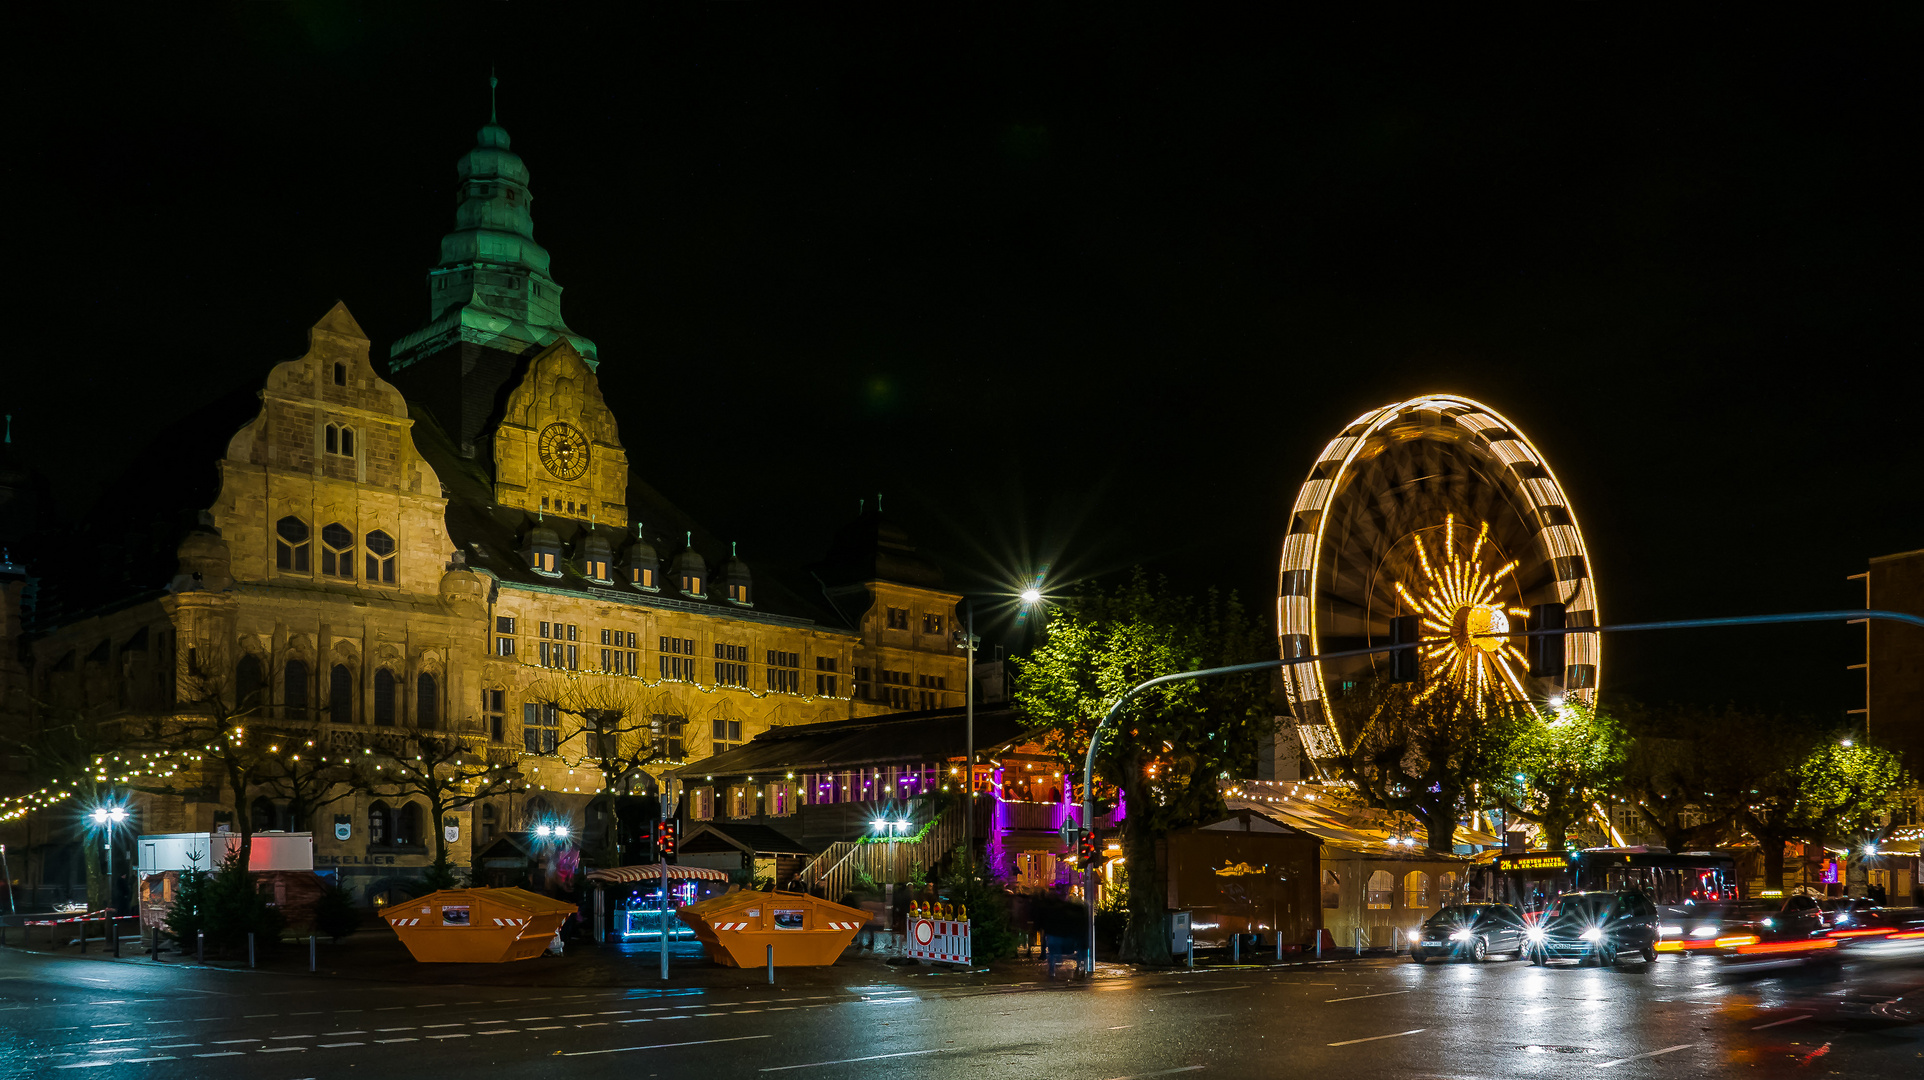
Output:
[1794,740,1908,855]
[1498,704,1627,851]
[1326,673,1517,854]
[1615,703,1750,852]
[1723,712,1832,891]
[1012,570,1273,964]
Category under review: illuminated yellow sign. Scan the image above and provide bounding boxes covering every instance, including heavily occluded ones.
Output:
[1215,861,1267,877]
[1499,856,1570,871]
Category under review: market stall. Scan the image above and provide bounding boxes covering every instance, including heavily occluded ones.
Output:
[584,864,731,942]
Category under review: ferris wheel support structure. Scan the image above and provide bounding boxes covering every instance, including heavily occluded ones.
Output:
[1076,608,1924,971]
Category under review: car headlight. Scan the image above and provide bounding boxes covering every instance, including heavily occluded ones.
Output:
[1660,925,1683,936]
[1579,927,1603,942]
[1407,930,1423,944]
[1836,914,1850,925]
[1525,927,1546,942]
[1450,929,1473,942]
[1689,926,1718,939]
[1761,918,1775,929]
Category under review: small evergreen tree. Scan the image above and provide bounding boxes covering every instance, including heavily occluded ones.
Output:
[313,881,363,943]
[163,852,210,951]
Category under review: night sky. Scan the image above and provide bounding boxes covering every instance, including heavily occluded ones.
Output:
[12,7,1919,715]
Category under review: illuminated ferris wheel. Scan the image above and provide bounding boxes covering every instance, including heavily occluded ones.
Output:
[1277,395,1600,760]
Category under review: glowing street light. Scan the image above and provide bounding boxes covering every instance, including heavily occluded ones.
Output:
[90,804,129,913]
[1019,587,1042,606]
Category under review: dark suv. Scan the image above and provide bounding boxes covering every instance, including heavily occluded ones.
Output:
[1525,890,1660,966]
[1410,903,1527,963]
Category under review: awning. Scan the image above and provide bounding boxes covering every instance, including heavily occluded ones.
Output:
[585,864,731,884]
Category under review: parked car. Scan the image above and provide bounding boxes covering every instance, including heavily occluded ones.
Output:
[1524,890,1659,966]
[1409,903,1527,963]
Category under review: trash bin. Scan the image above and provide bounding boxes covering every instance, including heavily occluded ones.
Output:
[676,887,868,968]
[381,887,578,963]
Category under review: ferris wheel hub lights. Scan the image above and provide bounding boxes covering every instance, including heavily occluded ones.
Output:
[1452,604,1510,654]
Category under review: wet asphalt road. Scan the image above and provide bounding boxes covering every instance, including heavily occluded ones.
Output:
[2,944,1918,1079]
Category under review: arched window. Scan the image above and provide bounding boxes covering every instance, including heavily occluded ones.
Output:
[396,802,423,847]
[320,523,354,579]
[416,672,438,729]
[250,796,277,833]
[325,423,355,457]
[365,530,396,584]
[480,802,497,844]
[1367,870,1394,910]
[1403,871,1430,909]
[368,800,389,846]
[275,517,310,572]
[236,653,264,710]
[373,669,397,726]
[1321,870,1341,909]
[1438,871,1458,905]
[329,663,355,723]
[283,658,308,720]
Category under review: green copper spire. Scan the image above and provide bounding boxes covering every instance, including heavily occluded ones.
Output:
[390,75,597,373]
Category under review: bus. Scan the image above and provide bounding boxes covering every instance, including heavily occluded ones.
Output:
[1471,847,1738,913]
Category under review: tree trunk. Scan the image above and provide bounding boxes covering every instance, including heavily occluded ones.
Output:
[1423,787,1458,854]
[228,762,255,876]
[1118,809,1171,965]
[1760,833,1785,892]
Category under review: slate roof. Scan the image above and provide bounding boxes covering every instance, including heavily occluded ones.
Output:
[671,705,1041,781]
[407,404,860,632]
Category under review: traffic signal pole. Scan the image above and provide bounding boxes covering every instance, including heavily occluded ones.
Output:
[1077,608,1924,971]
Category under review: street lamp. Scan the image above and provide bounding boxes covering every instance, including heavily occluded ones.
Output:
[90,805,128,914]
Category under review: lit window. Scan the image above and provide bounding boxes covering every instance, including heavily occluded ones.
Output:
[365,530,396,584]
[587,558,609,582]
[727,582,750,604]
[275,516,310,572]
[320,523,354,579]
[632,566,655,589]
[767,650,800,694]
[522,702,559,755]
[682,574,703,596]
[923,613,943,635]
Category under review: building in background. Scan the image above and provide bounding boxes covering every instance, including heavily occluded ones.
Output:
[1851,548,1924,906]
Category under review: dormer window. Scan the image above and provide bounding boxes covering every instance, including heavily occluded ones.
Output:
[586,558,609,581]
[727,583,750,604]
[632,566,655,589]
[525,525,562,578]
[682,574,703,596]
[325,423,355,457]
[534,550,557,574]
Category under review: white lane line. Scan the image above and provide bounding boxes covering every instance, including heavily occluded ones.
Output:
[1328,1028,1426,1047]
[89,1001,129,1005]
[124,1058,177,1064]
[193,1052,246,1058]
[143,1020,183,1026]
[152,1044,202,1049]
[421,1023,465,1029]
[477,1030,518,1035]
[1597,1044,1697,1069]
[54,1062,117,1070]
[319,1042,365,1048]
[1326,990,1412,1003]
[516,1016,555,1021]
[91,1023,133,1029]
[1753,1014,1814,1030]
[1108,1024,1136,1030]
[1159,984,1250,997]
[565,1034,773,1058]
[526,1025,565,1031]
[271,1035,315,1040]
[260,1047,308,1053]
[374,1037,419,1044]
[599,1010,632,1015]
[323,1031,367,1036]
[211,1039,261,1044]
[735,1010,763,1014]
[375,1027,417,1032]
[427,1034,470,1040]
[760,1048,954,1071]
[560,1013,595,1018]
[618,1019,653,1024]
[244,1013,278,1018]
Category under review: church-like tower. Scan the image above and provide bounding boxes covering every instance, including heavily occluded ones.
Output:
[388,84,597,458]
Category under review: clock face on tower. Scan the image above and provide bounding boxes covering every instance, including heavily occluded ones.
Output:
[537,422,590,480]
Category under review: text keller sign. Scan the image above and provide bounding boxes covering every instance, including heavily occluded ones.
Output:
[905,916,971,965]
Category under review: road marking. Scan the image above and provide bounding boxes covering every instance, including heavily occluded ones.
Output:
[1103,1069,1204,1080]
[54,1062,117,1070]
[1326,991,1412,1003]
[1109,1024,1136,1030]
[260,1047,308,1053]
[526,1025,565,1031]
[271,1035,315,1040]
[577,1023,608,1027]
[376,1027,416,1032]
[244,1013,278,1018]
[152,1044,201,1049]
[760,1048,954,1071]
[1597,1044,1696,1069]
[1160,984,1249,997]
[142,1021,183,1026]
[322,1031,366,1036]
[477,1030,518,1035]
[211,1039,260,1045]
[318,1043,364,1048]
[565,1034,773,1058]
[515,1016,554,1021]
[193,1052,246,1058]
[561,1013,595,1018]
[91,1023,133,1029]
[422,1023,465,1029]
[374,1037,418,1044]
[1753,1015,1813,1031]
[89,1001,129,1005]
[427,1034,470,1039]
[1328,1028,1426,1047]
[619,1019,654,1024]
[124,1058,176,1064]
[599,1010,632,1015]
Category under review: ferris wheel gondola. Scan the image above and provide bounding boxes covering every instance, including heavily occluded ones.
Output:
[1277,395,1599,763]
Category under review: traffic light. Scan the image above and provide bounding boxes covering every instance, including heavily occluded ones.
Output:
[1527,603,1565,678]
[657,819,678,859]
[1389,614,1422,683]
[1078,830,1100,864]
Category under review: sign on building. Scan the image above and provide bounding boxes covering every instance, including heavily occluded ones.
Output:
[906,914,971,965]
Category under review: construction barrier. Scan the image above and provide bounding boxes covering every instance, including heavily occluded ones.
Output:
[676,888,866,968]
[381,888,577,963]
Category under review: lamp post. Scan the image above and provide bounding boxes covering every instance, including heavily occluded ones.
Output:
[90,804,128,913]
[954,601,977,869]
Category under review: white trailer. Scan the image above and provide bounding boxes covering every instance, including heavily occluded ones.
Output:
[136,832,315,876]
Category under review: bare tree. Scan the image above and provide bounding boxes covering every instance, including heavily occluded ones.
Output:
[526,675,672,867]
[362,733,525,886]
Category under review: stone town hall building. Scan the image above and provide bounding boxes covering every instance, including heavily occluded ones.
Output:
[1,112,966,903]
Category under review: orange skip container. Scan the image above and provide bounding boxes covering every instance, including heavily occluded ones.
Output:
[381,887,578,963]
[676,888,868,967]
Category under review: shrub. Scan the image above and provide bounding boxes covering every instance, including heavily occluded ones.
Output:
[314,881,363,943]
[163,853,210,949]
[198,849,286,955]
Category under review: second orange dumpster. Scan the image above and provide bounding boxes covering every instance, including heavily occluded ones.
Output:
[676,888,867,967]
[381,887,577,963]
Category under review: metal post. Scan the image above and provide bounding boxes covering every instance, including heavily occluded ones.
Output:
[1275,930,1283,959]
[310,934,316,972]
[80,917,88,953]
[964,602,974,870]
[766,943,774,984]
[660,782,673,982]
[1355,928,1364,957]
[1077,608,1924,968]
[1186,939,1193,968]
[1232,934,1239,964]
[112,917,120,958]
[196,930,203,964]
[248,932,255,968]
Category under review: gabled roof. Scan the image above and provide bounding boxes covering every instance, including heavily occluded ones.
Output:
[672,705,1040,780]
[683,822,813,856]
